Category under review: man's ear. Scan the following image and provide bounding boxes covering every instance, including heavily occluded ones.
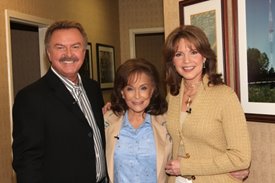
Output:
[46,49,52,63]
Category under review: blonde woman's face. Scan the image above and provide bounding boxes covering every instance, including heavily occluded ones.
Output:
[172,38,206,83]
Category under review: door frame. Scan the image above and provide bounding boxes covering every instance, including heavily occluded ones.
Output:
[5,9,52,133]
[129,27,164,58]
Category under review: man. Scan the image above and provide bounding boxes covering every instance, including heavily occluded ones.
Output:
[12,20,107,183]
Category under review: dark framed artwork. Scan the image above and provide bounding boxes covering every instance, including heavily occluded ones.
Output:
[233,0,275,122]
[179,0,231,84]
[96,43,115,89]
[79,42,93,79]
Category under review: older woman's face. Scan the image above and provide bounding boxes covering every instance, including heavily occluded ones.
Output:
[172,38,206,84]
[121,73,154,115]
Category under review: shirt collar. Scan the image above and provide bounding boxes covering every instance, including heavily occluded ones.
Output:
[122,111,151,128]
[51,67,83,91]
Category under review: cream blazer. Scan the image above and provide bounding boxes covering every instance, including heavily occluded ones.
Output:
[166,76,251,183]
[104,111,172,183]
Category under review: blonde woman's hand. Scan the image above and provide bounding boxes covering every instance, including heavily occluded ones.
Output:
[165,159,181,176]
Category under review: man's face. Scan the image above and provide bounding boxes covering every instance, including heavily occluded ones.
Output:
[46,28,86,82]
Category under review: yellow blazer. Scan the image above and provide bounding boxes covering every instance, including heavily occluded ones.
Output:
[166,76,251,183]
[104,111,172,183]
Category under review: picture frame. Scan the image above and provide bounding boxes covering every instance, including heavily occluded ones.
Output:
[96,43,115,89]
[79,42,93,79]
[233,0,275,122]
[179,0,230,84]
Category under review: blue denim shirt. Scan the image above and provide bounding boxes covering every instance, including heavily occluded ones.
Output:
[114,111,157,183]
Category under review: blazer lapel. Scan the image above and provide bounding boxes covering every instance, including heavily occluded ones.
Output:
[44,69,89,126]
[167,80,184,133]
[151,115,167,180]
[82,78,105,129]
[105,113,123,183]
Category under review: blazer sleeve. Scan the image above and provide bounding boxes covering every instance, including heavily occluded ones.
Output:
[219,89,251,169]
[12,89,45,183]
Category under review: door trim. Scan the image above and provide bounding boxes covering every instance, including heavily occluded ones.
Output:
[4,9,52,134]
[129,27,164,58]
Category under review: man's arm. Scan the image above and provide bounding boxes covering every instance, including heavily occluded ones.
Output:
[12,90,44,183]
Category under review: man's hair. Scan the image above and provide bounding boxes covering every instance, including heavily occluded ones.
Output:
[44,20,88,49]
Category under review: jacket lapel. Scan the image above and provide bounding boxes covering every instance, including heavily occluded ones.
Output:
[105,112,123,183]
[82,78,105,129]
[44,69,89,127]
[167,80,183,133]
[151,115,167,180]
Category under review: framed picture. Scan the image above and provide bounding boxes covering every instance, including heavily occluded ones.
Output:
[96,43,115,89]
[179,0,230,84]
[79,42,93,79]
[233,0,275,122]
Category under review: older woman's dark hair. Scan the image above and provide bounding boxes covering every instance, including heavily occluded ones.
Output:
[111,58,168,116]
[163,25,223,96]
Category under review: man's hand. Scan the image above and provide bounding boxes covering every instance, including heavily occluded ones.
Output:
[102,102,111,114]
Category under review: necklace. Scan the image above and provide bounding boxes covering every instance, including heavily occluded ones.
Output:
[183,80,202,113]
[186,96,192,113]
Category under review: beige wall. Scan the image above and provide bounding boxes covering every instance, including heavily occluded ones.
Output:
[163,0,275,183]
[95,0,166,103]
[0,1,120,182]
[119,0,164,63]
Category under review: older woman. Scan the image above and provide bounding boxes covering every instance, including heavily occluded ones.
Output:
[104,58,172,183]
